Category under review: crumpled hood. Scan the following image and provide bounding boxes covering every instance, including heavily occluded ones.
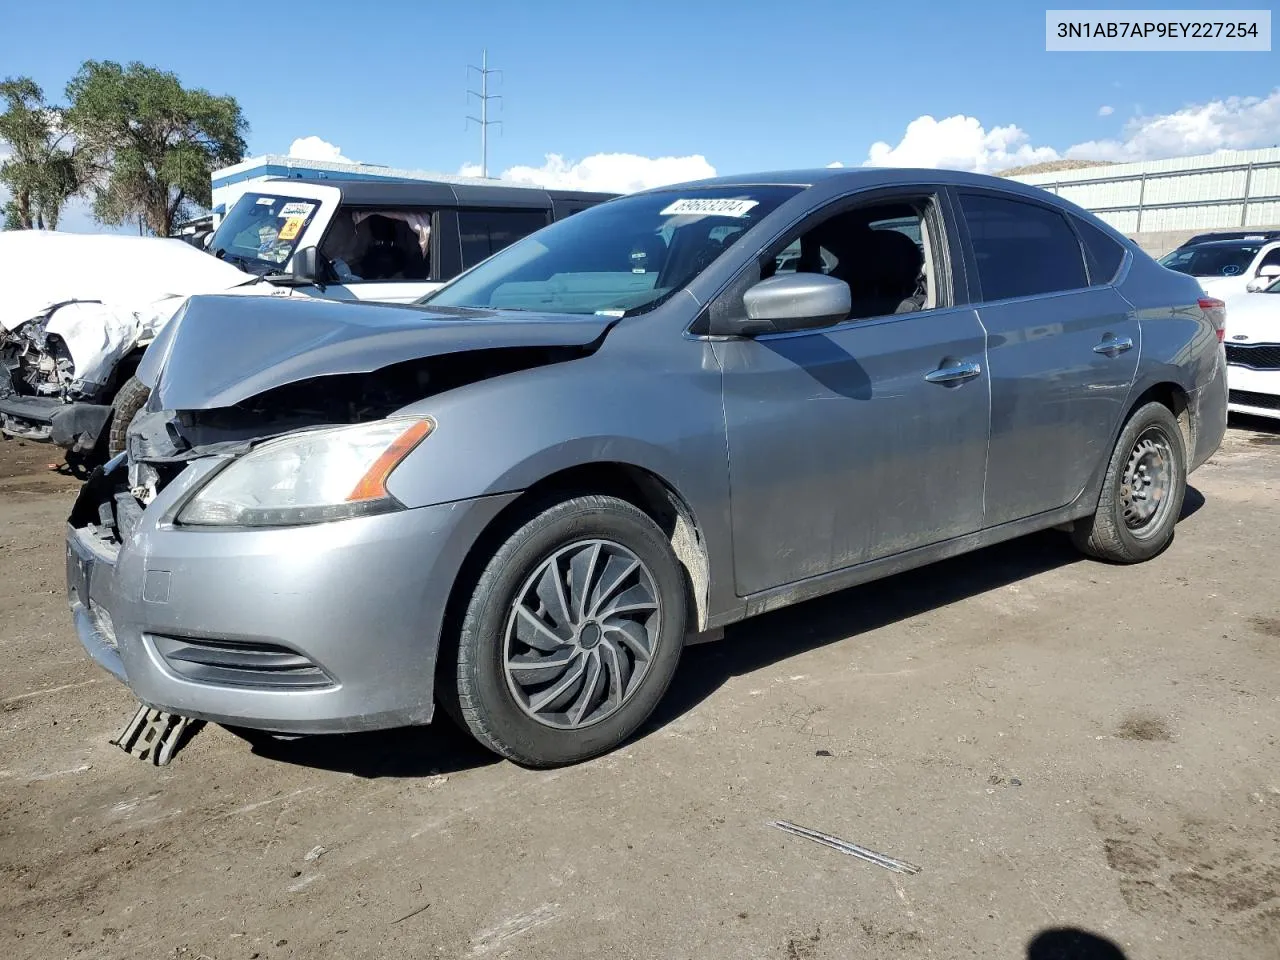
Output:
[142,294,616,411]
[1224,291,1280,343]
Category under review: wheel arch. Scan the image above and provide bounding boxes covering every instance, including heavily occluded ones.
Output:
[1124,380,1192,454]
[435,461,712,699]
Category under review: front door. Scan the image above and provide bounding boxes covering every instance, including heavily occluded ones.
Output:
[718,192,990,597]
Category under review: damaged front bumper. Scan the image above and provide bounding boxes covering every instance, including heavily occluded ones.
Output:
[0,392,112,449]
[67,456,519,734]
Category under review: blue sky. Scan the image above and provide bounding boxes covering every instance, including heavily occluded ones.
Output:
[2,0,1277,219]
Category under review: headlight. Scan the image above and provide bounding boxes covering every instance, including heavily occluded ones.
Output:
[176,418,433,527]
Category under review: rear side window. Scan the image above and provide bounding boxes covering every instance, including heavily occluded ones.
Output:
[959,193,1087,300]
[1072,215,1126,285]
[459,209,549,270]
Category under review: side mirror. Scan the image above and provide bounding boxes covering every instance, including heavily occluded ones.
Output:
[1247,264,1280,292]
[291,246,320,284]
[733,273,851,335]
[266,246,325,289]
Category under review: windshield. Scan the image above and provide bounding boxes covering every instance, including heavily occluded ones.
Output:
[421,185,803,315]
[1159,243,1259,278]
[209,193,322,275]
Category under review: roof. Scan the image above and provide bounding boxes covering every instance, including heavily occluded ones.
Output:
[266,177,616,208]
[641,167,1066,201]
[1179,237,1275,248]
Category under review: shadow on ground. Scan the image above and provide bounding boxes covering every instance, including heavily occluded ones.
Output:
[1229,411,1280,441]
[1027,927,1128,959]
[227,713,500,779]
[233,487,1205,778]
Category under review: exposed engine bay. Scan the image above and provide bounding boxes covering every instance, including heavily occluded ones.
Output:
[2,311,80,400]
[73,345,594,547]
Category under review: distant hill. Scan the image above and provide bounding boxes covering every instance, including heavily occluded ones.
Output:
[998,159,1116,177]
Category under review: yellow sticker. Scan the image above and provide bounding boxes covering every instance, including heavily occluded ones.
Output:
[278,216,305,241]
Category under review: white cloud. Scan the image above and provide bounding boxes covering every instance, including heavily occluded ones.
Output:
[859,89,1280,172]
[288,136,354,164]
[460,152,716,194]
[825,161,845,168]
[864,115,1059,173]
[1098,105,1115,117]
[1067,89,1280,162]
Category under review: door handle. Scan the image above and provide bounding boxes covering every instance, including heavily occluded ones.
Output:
[1093,335,1134,356]
[925,361,982,384]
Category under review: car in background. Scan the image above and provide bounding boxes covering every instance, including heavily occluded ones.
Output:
[1159,237,1280,300]
[1224,274,1280,419]
[1176,229,1280,249]
[1,179,613,462]
[67,167,1226,768]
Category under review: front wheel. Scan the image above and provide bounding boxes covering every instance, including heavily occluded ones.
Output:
[106,375,151,457]
[450,495,688,767]
[1072,401,1187,563]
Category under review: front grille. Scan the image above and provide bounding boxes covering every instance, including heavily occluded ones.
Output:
[149,635,334,689]
[1229,389,1280,412]
[1225,344,1280,370]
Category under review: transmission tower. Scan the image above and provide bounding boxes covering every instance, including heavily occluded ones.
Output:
[466,50,503,178]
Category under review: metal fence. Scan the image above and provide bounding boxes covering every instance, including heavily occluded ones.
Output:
[1008,148,1280,236]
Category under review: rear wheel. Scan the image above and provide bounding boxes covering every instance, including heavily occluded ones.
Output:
[451,494,688,767]
[1072,401,1186,563]
[106,375,150,457]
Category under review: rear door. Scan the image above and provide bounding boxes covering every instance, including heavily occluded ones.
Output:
[955,190,1139,526]
[456,208,551,273]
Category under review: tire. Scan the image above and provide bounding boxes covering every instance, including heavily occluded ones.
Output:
[107,376,150,457]
[1072,401,1187,563]
[451,494,688,767]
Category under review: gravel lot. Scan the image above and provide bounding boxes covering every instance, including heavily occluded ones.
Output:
[2,423,1278,960]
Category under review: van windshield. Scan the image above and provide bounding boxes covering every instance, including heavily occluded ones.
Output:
[209,193,322,275]
[421,186,802,316]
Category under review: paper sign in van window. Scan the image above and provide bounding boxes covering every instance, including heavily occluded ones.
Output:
[279,201,315,219]
[277,216,306,241]
[660,198,759,218]
[255,196,274,205]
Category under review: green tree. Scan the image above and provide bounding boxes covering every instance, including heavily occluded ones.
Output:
[66,61,247,236]
[0,77,85,230]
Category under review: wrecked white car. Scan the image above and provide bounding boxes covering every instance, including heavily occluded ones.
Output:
[0,231,286,462]
[1,180,612,464]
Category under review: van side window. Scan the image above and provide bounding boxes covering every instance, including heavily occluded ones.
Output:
[959,193,1086,300]
[321,208,433,282]
[1072,215,1126,285]
[459,210,549,270]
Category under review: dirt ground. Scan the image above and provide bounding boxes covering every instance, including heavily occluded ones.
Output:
[1,423,1278,960]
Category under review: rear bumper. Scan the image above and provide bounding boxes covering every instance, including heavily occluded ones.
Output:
[0,393,57,441]
[1227,364,1280,420]
[67,458,520,734]
[1188,350,1229,471]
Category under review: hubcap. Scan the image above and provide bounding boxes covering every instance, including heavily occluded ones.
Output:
[503,539,661,730]
[1120,426,1175,538]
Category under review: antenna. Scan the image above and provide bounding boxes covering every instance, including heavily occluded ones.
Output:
[466,49,503,178]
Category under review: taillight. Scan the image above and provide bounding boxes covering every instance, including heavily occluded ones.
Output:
[1199,296,1226,342]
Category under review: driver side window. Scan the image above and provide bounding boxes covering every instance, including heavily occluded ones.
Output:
[320,207,434,282]
[768,197,942,321]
